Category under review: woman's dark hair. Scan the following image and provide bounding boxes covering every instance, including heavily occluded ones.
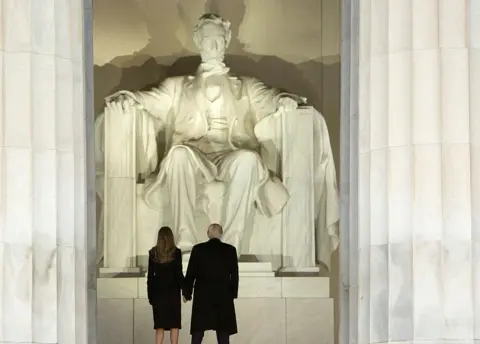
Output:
[152,226,176,263]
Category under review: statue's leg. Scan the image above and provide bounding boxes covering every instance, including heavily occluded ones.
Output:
[216,150,264,252]
[164,146,199,252]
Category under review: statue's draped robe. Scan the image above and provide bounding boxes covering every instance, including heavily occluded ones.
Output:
[95,75,339,269]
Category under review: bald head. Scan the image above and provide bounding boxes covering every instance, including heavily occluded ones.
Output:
[207,223,223,239]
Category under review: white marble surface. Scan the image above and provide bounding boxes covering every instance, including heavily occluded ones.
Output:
[98,299,134,344]
[98,275,330,300]
[281,276,329,298]
[340,1,480,344]
[286,298,334,344]
[0,0,95,343]
[133,187,284,270]
[104,178,136,268]
[97,278,139,299]
[281,108,316,268]
[97,276,333,344]
[103,104,137,269]
[471,0,480,338]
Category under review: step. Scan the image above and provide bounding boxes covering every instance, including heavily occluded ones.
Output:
[181,259,273,273]
[142,267,275,278]
[179,260,275,277]
[180,269,274,277]
[97,275,331,299]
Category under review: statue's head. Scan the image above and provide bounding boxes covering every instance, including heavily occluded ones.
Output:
[193,13,231,63]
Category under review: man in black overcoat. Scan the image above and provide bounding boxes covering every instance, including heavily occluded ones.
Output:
[183,223,239,344]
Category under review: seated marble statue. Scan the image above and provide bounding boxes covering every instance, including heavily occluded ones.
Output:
[97,13,339,259]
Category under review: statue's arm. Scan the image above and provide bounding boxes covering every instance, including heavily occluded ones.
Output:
[245,77,306,122]
[133,78,175,123]
[105,77,177,126]
[97,78,177,179]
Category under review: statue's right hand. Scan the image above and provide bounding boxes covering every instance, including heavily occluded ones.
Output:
[105,91,137,111]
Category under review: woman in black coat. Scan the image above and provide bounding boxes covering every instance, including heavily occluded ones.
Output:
[147,226,184,344]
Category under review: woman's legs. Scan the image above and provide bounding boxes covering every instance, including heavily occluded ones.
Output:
[170,328,179,344]
[155,329,165,344]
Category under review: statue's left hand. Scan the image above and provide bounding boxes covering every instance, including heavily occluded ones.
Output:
[278,97,299,113]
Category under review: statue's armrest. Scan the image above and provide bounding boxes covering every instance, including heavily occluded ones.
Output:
[280,106,317,268]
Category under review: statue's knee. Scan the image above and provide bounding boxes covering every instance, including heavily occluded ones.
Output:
[167,146,191,163]
[236,150,261,168]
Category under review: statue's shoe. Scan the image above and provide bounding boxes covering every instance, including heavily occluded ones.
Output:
[177,229,196,253]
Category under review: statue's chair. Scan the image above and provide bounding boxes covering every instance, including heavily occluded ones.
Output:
[99,107,320,273]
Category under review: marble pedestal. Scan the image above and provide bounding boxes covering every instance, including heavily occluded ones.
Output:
[97,263,333,344]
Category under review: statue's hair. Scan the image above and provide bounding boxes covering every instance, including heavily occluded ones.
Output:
[193,13,232,48]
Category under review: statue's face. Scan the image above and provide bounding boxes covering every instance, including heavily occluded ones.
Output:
[197,22,227,62]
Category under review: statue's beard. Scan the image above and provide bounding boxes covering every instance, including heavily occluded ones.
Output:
[198,58,230,78]
[200,51,225,64]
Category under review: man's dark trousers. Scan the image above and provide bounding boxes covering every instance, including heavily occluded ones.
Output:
[191,331,229,344]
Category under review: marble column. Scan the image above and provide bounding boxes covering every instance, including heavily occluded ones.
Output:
[0,0,96,343]
[342,0,480,343]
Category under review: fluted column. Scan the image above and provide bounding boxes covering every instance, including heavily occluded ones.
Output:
[0,1,95,343]
[469,0,480,340]
[349,0,479,343]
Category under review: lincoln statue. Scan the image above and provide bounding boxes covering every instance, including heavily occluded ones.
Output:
[95,14,339,267]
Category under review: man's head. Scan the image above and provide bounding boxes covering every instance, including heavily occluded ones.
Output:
[193,14,231,63]
[207,223,223,239]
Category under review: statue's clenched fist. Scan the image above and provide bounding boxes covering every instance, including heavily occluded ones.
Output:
[278,97,299,113]
[105,90,138,111]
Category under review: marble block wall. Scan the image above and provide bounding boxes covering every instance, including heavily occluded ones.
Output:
[97,276,333,344]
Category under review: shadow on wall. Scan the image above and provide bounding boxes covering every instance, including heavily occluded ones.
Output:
[94,55,340,115]
[94,55,340,157]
